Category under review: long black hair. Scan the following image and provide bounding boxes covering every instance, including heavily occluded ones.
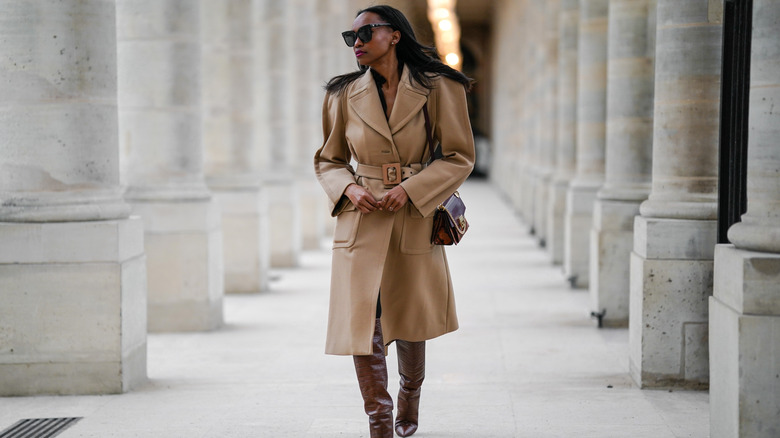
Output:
[325,5,474,95]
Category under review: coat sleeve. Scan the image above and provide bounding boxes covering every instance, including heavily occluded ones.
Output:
[400,77,475,217]
[314,91,358,217]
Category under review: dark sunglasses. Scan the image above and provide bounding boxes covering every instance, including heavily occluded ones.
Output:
[341,23,393,47]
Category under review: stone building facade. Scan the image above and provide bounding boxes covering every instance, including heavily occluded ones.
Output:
[0,0,778,435]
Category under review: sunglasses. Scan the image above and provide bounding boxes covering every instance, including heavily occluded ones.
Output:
[341,23,393,47]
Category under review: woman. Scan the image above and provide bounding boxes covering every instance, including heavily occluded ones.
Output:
[314,5,475,438]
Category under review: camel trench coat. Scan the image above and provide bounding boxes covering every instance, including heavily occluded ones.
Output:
[314,65,475,356]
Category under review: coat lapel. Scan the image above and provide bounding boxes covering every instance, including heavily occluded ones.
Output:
[388,65,429,135]
[348,70,394,143]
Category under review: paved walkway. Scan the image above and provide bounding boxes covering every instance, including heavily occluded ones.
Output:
[0,180,709,438]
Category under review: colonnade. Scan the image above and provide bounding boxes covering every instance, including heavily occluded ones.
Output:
[0,0,362,395]
[2,0,778,434]
[491,0,779,434]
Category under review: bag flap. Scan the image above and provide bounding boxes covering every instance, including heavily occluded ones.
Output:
[441,192,466,218]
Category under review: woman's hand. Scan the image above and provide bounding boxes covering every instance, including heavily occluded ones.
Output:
[378,185,408,213]
[345,183,379,214]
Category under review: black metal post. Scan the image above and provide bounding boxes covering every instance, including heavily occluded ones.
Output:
[717,0,753,244]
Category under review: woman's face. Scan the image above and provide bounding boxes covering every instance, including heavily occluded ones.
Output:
[349,12,399,67]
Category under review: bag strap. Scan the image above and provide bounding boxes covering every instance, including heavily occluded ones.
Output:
[422,103,436,164]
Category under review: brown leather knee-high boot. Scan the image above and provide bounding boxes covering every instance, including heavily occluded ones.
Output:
[395,340,425,437]
[353,319,393,438]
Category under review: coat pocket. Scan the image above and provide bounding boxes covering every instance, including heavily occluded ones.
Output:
[332,210,361,249]
[400,211,435,254]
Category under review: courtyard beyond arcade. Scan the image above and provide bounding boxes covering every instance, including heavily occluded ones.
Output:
[0,181,708,438]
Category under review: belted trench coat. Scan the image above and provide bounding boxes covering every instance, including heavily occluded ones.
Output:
[314,65,475,356]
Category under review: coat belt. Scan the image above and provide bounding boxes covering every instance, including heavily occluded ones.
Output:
[355,163,424,183]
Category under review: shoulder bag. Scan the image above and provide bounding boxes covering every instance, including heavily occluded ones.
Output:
[423,103,469,245]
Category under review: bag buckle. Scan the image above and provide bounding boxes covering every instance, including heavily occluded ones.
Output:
[382,163,402,186]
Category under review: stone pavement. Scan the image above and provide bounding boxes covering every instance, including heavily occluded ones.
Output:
[0,180,708,438]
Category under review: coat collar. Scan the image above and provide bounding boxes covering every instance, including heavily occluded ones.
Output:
[348,64,430,143]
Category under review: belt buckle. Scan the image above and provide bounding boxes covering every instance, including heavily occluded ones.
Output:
[382,163,402,186]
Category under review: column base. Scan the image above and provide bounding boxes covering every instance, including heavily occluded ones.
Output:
[534,172,551,246]
[564,183,599,288]
[628,216,716,388]
[132,200,224,332]
[268,179,301,268]
[212,188,270,294]
[547,178,569,265]
[588,199,642,327]
[0,218,147,395]
[522,169,536,229]
[508,162,525,214]
[710,245,780,438]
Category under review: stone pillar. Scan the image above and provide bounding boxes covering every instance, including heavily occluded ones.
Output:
[0,0,147,395]
[710,0,780,435]
[589,0,655,326]
[490,0,523,202]
[549,0,580,265]
[505,1,528,214]
[521,3,545,228]
[521,7,540,231]
[117,0,224,332]
[202,0,269,294]
[255,0,302,268]
[564,0,608,288]
[296,0,329,251]
[629,0,722,388]
[316,0,353,240]
[535,0,561,249]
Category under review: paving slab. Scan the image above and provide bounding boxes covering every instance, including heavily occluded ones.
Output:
[0,179,708,437]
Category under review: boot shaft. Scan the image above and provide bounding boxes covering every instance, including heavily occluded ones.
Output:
[353,319,393,438]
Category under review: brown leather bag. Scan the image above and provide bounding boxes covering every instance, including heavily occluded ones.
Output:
[423,103,469,245]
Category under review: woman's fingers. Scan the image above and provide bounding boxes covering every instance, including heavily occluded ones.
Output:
[356,197,378,213]
[347,183,412,214]
[379,186,408,212]
[346,184,378,213]
[360,191,379,213]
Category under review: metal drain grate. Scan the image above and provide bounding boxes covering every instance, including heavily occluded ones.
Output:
[0,418,82,438]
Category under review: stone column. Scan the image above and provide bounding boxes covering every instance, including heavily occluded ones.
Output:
[520,3,542,225]
[548,0,580,265]
[629,0,722,388]
[296,0,329,251]
[319,0,358,238]
[520,21,536,229]
[255,0,302,268]
[535,0,561,249]
[490,0,522,201]
[0,0,147,395]
[523,2,547,240]
[564,0,608,288]
[117,0,224,332]
[502,1,527,214]
[589,0,655,326]
[710,0,780,435]
[202,0,269,294]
